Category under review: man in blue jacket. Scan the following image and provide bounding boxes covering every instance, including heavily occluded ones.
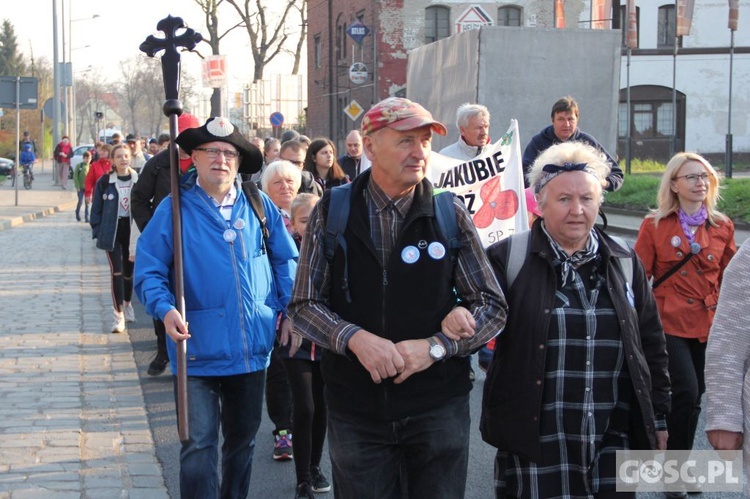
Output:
[134,117,298,499]
[522,96,624,191]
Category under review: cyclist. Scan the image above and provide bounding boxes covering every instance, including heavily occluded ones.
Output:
[19,142,36,188]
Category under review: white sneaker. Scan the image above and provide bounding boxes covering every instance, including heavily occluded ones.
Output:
[111,309,125,334]
[123,302,136,323]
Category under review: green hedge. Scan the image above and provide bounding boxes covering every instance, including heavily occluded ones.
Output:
[604,173,750,224]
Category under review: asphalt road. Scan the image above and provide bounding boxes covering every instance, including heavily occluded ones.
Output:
[127,231,748,498]
[127,303,497,498]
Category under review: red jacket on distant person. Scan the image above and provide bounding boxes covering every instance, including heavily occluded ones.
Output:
[84,158,112,198]
[54,140,73,164]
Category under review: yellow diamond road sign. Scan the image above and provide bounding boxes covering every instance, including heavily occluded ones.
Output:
[344,99,364,121]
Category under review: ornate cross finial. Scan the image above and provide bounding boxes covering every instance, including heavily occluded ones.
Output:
[139,15,202,102]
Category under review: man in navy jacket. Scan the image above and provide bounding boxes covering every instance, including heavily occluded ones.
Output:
[522,96,623,192]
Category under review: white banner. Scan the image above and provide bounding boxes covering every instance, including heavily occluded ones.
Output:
[428,119,528,248]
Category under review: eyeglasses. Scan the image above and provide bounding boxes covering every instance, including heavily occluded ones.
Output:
[674,173,710,184]
[194,147,241,160]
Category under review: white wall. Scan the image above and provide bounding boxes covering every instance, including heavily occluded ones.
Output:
[621,1,750,154]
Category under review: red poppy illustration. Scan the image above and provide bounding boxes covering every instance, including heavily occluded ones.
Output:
[472,176,519,228]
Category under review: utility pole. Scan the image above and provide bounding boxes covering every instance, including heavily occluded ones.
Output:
[53,0,61,150]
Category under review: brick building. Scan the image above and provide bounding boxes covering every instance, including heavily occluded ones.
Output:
[307,0,572,146]
[307,1,750,163]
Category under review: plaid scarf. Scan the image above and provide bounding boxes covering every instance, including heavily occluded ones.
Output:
[541,222,600,287]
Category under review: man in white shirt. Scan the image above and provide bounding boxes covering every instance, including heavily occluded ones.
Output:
[439,103,491,161]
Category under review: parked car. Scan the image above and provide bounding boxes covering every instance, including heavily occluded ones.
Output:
[0,157,13,176]
[69,144,95,179]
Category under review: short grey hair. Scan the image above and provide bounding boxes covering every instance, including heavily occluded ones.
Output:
[456,103,490,128]
[528,142,610,205]
[260,160,302,194]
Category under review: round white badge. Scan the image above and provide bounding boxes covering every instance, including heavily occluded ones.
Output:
[233,219,245,230]
[670,236,681,247]
[107,193,115,200]
[427,242,446,260]
[223,229,237,243]
[401,246,420,264]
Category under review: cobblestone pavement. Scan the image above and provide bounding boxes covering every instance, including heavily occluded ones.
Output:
[0,204,168,498]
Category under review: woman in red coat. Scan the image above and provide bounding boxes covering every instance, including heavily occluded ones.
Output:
[53,135,73,189]
[84,144,113,202]
[635,152,736,495]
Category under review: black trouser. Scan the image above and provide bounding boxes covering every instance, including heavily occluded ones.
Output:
[284,358,327,485]
[665,334,706,450]
[105,217,133,311]
[265,342,292,434]
[153,318,167,358]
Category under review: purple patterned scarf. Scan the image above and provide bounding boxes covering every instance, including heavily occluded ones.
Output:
[678,205,707,244]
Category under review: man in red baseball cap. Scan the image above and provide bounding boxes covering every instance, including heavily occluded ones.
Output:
[288,97,508,498]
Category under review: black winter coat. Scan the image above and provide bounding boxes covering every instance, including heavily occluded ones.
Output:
[131,149,171,232]
[481,221,670,462]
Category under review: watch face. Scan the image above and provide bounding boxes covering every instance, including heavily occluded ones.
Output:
[430,344,445,360]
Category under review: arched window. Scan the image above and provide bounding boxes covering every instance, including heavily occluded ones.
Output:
[618,85,686,161]
[425,6,450,43]
[335,14,347,61]
[498,6,522,27]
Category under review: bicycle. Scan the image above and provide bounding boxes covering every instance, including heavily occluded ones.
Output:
[21,164,34,189]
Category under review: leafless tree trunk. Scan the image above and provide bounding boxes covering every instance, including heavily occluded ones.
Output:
[290,0,307,75]
[225,0,299,82]
[195,0,242,116]
[118,58,142,135]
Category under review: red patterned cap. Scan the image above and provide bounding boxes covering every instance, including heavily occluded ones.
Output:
[361,97,447,137]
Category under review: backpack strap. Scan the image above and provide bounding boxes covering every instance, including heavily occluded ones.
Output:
[241,180,269,253]
[608,235,634,286]
[433,191,461,265]
[324,183,353,302]
[505,230,531,289]
[324,183,352,263]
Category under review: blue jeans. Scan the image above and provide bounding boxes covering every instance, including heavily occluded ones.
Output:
[76,189,89,221]
[174,371,266,499]
[327,393,470,499]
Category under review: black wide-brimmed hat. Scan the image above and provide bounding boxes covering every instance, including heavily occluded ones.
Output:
[175,116,263,174]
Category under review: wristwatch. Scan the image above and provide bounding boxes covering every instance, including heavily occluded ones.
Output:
[427,336,446,361]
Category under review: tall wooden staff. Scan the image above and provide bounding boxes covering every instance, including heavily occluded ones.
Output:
[139,16,202,443]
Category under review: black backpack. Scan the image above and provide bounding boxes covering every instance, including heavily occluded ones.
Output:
[241,180,270,252]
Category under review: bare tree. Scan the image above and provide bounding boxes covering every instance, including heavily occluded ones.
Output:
[116,58,145,135]
[136,57,165,137]
[194,0,243,116]
[74,69,111,143]
[225,0,300,82]
[289,0,307,75]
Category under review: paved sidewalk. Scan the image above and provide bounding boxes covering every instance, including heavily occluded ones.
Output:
[0,173,168,497]
[0,169,78,231]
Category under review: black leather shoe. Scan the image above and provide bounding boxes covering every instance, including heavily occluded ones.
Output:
[147,355,169,376]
